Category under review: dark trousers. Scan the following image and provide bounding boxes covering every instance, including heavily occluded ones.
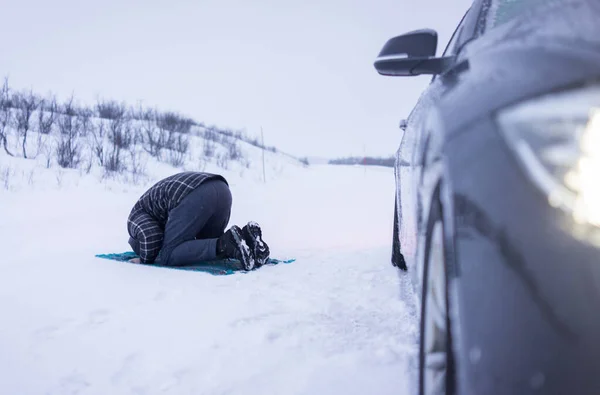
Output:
[129,180,232,266]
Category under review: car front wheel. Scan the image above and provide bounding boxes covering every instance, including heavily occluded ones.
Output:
[419,198,453,395]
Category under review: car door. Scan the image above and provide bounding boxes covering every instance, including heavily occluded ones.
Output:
[395,7,475,280]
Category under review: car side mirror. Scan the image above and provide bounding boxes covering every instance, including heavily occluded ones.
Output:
[374,29,455,76]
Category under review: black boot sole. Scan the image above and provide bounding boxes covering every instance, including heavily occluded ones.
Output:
[243,222,270,267]
[230,226,255,271]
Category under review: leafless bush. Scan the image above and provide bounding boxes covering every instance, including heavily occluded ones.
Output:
[56,96,82,168]
[216,153,229,169]
[90,121,106,167]
[77,107,94,137]
[60,95,79,117]
[140,110,165,159]
[104,154,121,173]
[96,99,127,120]
[105,117,133,173]
[27,168,35,186]
[1,166,12,190]
[55,169,64,187]
[0,78,14,156]
[56,133,81,168]
[41,140,53,168]
[156,113,189,166]
[174,133,189,154]
[203,137,215,158]
[226,140,242,161]
[38,96,57,135]
[204,127,220,142]
[129,103,144,121]
[166,134,188,167]
[102,101,133,172]
[241,157,251,169]
[108,119,132,150]
[128,147,146,184]
[157,111,193,135]
[82,154,93,175]
[13,90,40,159]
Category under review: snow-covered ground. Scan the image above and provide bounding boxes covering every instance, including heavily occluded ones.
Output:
[0,155,418,394]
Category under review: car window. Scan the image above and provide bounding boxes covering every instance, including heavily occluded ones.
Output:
[430,9,470,82]
[441,10,470,57]
[478,0,554,33]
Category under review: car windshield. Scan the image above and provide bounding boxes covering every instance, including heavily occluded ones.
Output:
[485,0,551,30]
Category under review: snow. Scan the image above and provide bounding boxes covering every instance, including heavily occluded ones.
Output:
[0,153,418,394]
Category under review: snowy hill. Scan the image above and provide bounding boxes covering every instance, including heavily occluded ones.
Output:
[0,85,417,395]
[0,79,307,192]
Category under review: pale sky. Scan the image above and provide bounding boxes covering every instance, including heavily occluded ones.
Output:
[0,0,471,158]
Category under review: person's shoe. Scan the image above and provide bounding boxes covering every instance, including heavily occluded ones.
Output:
[217,225,255,271]
[242,221,270,267]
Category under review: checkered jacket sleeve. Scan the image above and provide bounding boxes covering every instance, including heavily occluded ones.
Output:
[127,210,164,263]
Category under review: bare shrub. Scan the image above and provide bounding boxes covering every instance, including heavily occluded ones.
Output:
[38,96,57,135]
[60,95,78,117]
[204,127,219,142]
[56,134,81,168]
[203,137,215,158]
[0,78,14,156]
[140,110,165,159]
[128,146,146,184]
[226,139,242,161]
[55,169,64,187]
[157,111,193,135]
[105,117,133,173]
[82,153,93,174]
[154,112,189,168]
[166,134,188,167]
[13,90,40,159]
[1,166,12,190]
[41,139,53,168]
[129,102,146,121]
[77,107,94,137]
[96,99,127,120]
[55,95,82,169]
[27,168,35,186]
[108,118,132,150]
[90,121,106,167]
[216,153,229,169]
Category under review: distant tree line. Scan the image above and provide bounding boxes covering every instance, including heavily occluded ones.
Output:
[329,156,395,168]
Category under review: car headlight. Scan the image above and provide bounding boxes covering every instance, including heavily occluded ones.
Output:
[496,82,600,228]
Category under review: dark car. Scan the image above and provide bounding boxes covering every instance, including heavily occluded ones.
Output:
[373,0,600,394]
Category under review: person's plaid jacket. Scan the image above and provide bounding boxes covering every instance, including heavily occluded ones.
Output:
[127,172,227,263]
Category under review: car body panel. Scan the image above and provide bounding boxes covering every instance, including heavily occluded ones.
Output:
[445,120,600,394]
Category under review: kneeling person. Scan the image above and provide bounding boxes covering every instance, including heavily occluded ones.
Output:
[126,171,269,270]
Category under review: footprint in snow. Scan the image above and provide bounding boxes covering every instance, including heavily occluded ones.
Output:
[86,309,110,327]
[48,372,90,395]
[111,352,144,386]
[32,319,77,342]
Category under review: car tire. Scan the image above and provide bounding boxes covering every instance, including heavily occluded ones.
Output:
[419,194,454,395]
